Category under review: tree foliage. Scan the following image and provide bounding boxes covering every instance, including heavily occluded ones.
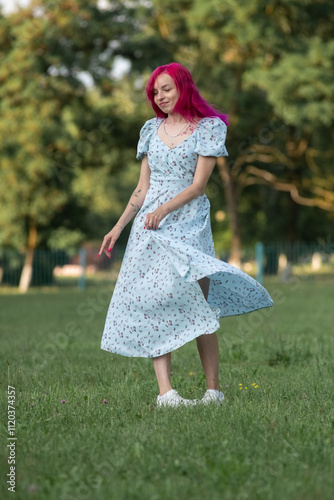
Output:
[0,0,333,287]
[0,1,142,250]
[0,0,145,289]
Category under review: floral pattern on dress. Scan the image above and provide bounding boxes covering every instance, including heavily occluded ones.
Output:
[101,117,274,358]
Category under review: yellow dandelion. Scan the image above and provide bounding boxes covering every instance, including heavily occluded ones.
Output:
[254,385,259,388]
[239,387,243,390]
[245,387,248,389]
[189,372,194,375]
[239,383,242,386]
[252,383,256,386]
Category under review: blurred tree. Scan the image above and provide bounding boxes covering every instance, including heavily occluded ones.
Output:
[0,0,143,290]
[184,0,334,260]
[1,0,333,291]
[116,0,334,262]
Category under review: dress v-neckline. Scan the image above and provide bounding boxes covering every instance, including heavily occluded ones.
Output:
[155,118,201,151]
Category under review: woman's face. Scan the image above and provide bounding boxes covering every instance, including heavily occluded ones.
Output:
[153,73,180,114]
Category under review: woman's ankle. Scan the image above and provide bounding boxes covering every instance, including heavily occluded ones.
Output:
[159,388,173,397]
[207,384,221,392]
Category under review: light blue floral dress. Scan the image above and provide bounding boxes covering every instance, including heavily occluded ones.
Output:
[101,117,274,358]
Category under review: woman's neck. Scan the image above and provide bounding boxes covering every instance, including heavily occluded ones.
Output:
[165,112,188,125]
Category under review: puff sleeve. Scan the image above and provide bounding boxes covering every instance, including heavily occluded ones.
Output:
[136,118,158,160]
[194,117,228,157]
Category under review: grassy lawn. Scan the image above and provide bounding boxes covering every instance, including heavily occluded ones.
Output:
[1,275,334,500]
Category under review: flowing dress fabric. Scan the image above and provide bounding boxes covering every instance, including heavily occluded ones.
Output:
[101,117,274,358]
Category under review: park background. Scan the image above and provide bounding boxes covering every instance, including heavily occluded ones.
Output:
[0,1,334,500]
[0,0,333,290]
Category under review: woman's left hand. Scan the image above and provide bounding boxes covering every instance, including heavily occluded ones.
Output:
[144,206,168,230]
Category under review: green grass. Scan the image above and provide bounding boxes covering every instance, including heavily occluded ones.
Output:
[1,276,334,500]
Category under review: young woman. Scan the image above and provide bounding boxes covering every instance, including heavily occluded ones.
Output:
[99,63,274,407]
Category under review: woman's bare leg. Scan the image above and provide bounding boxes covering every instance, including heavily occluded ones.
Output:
[153,352,172,396]
[196,276,220,391]
[196,333,220,391]
[198,276,210,301]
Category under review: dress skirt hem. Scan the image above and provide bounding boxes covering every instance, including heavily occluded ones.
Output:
[100,222,274,358]
[101,288,273,359]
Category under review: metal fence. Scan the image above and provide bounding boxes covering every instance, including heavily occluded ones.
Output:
[0,246,121,290]
[0,241,333,290]
[263,241,334,275]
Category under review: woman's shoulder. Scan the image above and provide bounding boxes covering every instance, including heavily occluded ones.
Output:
[137,117,163,159]
[197,116,227,131]
[194,116,228,157]
[141,117,164,132]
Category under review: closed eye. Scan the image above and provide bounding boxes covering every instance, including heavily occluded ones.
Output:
[153,88,172,95]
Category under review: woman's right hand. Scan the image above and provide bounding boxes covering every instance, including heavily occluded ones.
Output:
[98,225,123,258]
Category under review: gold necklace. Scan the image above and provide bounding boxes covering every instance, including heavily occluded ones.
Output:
[163,119,189,138]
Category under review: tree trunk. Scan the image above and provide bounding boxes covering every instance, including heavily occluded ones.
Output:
[19,225,37,293]
[216,157,242,267]
[214,57,244,268]
[287,196,299,244]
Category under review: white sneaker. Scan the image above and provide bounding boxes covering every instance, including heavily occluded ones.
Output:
[201,389,224,405]
[157,389,196,407]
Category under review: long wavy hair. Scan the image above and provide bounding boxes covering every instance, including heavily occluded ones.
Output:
[146,63,229,125]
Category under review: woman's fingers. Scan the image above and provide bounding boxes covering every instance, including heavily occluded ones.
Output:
[98,242,105,256]
[99,235,111,257]
[145,213,159,230]
[99,226,122,257]
[108,237,114,252]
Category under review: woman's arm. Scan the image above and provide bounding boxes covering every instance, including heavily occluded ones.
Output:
[99,156,151,257]
[163,155,216,212]
[116,155,151,229]
[144,155,216,230]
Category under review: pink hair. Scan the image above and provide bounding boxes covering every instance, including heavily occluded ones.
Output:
[145,62,229,126]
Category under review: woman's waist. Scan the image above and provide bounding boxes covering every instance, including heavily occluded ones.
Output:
[149,174,194,186]
[139,190,210,218]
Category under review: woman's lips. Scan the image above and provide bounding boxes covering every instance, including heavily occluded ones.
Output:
[160,102,168,107]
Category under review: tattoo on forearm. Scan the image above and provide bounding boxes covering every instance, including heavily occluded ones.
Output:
[130,203,140,213]
[129,189,142,212]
